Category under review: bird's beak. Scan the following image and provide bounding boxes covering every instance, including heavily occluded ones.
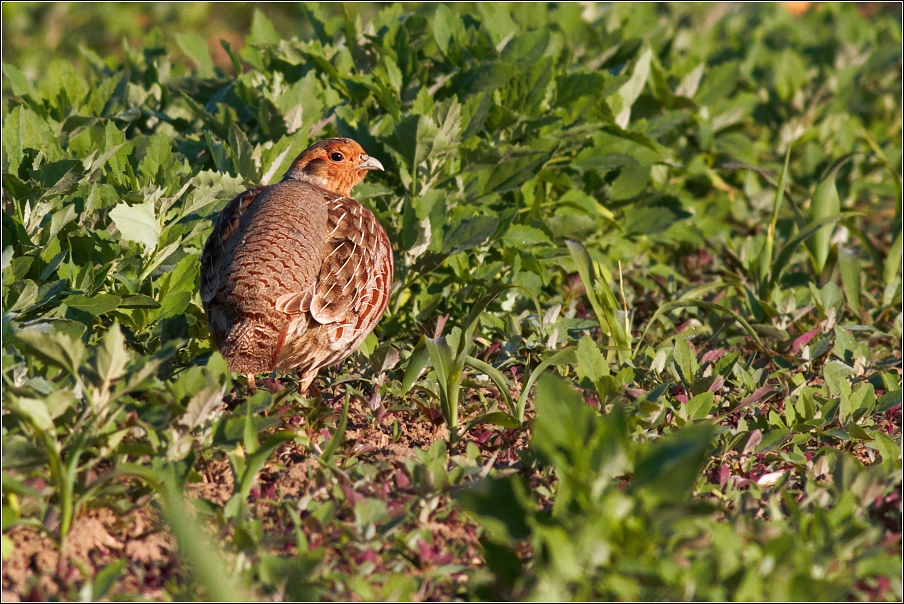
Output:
[357,156,384,171]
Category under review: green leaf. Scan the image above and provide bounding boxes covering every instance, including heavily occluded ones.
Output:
[576,335,609,384]
[175,33,215,78]
[118,294,161,309]
[109,202,159,253]
[92,560,128,601]
[837,247,862,313]
[139,132,174,183]
[441,215,498,255]
[533,373,595,463]
[752,428,790,454]
[248,9,280,45]
[771,212,861,294]
[758,143,793,295]
[433,5,460,56]
[92,323,129,389]
[609,165,651,201]
[566,239,630,354]
[11,398,54,432]
[501,224,551,247]
[805,172,841,274]
[11,323,85,376]
[228,124,257,180]
[673,339,698,386]
[686,392,714,420]
[516,347,576,422]
[238,430,296,499]
[1,436,46,469]
[401,337,430,395]
[426,335,457,432]
[481,148,554,196]
[63,293,121,315]
[456,475,531,542]
[608,46,653,129]
[2,63,38,99]
[318,395,349,465]
[468,412,520,430]
[154,471,248,602]
[631,422,714,502]
[464,355,515,417]
[883,230,902,290]
[874,432,901,472]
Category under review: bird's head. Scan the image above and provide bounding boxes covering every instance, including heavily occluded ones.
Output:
[282,137,384,196]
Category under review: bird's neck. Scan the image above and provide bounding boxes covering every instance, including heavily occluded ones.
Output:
[285,172,353,197]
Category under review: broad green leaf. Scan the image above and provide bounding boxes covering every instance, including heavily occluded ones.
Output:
[686,392,714,420]
[248,9,280,45]
[874,432,901,472]
[468,411,520,430]
[91,560,128,601]
[175,33,215,78]
[576,335,608,384]
[109,202,159,252]
[502,224,550,247]
[139,132,174,183]
[631,423,714,502]
[441,215,498,255]
[2,63,38,99]
[11,398,54,432]
[622,203,688,235]
[673,339,698,386]
[480,148,553,195]
[885,230,903,287]
[64,293,121,315]
[608,46,653,129]
[401,337,430,396]
[433,5,459,56]
[11,323,85,376]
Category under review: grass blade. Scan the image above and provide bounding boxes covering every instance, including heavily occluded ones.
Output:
[566,240,630,353]
[770,211,861,291]
[113,464,248,601]
[240,431,295,497]
[837,247,862,313]
[401,336,430,395]
[464,355,515,417]
[515,347,576,421]
[319,394,349,465]
[884,230,903,288]
[634,299,764,357]
[425,335,457,437]
[758,144,793,296]
[805,171,841,275]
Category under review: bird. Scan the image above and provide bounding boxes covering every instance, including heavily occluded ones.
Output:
[200,137,393,394]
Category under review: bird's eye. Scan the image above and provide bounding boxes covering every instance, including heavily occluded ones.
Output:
[329,152,344,162]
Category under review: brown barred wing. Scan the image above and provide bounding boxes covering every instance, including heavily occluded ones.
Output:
[275,195,393,373]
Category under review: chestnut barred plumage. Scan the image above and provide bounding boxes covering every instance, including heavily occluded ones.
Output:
[200,138,392,392]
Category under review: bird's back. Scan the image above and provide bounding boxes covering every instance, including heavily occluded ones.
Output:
[201,180,331,373]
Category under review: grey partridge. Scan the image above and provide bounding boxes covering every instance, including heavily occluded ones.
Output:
[200,138,393,393]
